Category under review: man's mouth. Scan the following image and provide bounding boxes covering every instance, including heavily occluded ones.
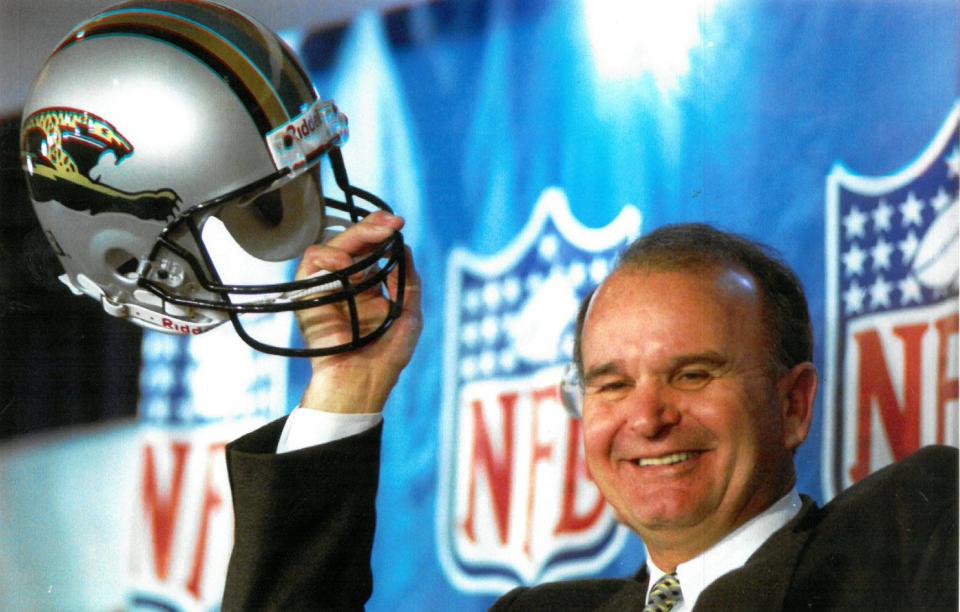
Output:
[634,451,701,467]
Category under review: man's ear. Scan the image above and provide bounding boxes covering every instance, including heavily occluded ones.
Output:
[779,362,818,451]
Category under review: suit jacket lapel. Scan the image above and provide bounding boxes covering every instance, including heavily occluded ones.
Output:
[693,496,819,611]
[589,498,820,611]
[597,565,649,612]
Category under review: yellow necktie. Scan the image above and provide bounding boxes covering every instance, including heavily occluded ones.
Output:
[643,572,683,612]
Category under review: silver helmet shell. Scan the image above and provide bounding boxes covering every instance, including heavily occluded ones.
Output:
[20,0,404,356]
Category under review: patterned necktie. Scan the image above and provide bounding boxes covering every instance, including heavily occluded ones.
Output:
[643,572,683,612]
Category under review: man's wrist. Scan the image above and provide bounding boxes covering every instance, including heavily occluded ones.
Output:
[300,365,395,414]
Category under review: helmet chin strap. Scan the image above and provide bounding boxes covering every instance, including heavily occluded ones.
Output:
[273,257,380,303]
[277,269,344,302]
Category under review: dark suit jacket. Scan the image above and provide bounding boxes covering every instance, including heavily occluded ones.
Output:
[222,417,382,611]
[222,418,958,611]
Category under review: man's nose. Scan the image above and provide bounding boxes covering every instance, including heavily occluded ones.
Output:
[625,378,680,438]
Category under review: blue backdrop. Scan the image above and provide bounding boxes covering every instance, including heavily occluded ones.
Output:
[127,0,958,609]
[265,1,959,609]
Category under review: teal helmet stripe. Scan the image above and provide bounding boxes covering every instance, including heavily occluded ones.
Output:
[110,1,316,116]
[60,1,316,130]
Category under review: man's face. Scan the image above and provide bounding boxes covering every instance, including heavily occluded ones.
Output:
[580,266,812,565]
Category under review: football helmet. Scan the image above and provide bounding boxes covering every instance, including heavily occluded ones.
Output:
[19,0,404,357]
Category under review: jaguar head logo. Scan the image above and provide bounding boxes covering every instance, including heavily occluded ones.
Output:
[21,107,181,222]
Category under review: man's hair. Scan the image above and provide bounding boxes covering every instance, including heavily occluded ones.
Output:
[572,223,812,376]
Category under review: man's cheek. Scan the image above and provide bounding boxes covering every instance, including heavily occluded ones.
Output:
[581,424,613,486]
[581,419,607,461]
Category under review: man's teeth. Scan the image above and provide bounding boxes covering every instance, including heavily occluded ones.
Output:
[636,452,699,467]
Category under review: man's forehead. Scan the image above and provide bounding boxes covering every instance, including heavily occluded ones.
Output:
[588,265,759,307]
[580,265,765,353]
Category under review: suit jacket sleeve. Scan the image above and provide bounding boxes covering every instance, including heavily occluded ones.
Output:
[221,416,382,611]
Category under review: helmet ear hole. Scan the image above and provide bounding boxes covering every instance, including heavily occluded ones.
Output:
[107,248,139,279]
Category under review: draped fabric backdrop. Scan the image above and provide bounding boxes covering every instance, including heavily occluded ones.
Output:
[0,1,957,610]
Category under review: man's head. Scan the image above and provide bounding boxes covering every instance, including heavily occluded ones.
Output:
[574,223,817,569]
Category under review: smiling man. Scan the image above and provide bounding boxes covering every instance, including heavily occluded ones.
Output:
[494,223,955,610]
[581,267,815,566]
[223,223,956,611]
[575,225,818,608]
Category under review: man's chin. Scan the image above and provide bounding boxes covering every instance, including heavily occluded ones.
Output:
[624,498,713,535]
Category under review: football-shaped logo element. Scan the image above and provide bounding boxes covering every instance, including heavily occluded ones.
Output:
[912,200,958,290]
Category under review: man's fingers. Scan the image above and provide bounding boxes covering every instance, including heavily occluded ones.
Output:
[386,246,423,349]
[297,212,404,280]
[325,211,404,253]
[391,246,420,308]
[296,243,352,280]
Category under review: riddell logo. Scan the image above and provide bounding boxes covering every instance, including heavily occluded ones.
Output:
[823,102,959,499]
[161,318,204,335]
[437,188,640,593]
[266,100,346,171]
[282,104,324,144]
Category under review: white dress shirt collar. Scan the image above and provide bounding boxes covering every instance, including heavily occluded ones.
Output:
[644,488,803,612]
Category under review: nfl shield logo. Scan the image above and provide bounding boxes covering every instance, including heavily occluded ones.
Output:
[824,103,959,499]
[437,188,641,593]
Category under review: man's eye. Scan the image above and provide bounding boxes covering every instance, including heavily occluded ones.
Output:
[671,369,713,390]
[588,380,632,396]
[599,382,628,392]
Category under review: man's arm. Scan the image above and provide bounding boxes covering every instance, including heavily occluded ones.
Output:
[221,211,422,610]
[222,419,383,611]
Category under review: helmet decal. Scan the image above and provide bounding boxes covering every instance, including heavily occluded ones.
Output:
[21,107,181,222]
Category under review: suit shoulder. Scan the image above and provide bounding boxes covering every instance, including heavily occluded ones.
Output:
[491,578,645,610]
[788,445,958,608]
[903,444,959,476]
[840,444,958,507]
